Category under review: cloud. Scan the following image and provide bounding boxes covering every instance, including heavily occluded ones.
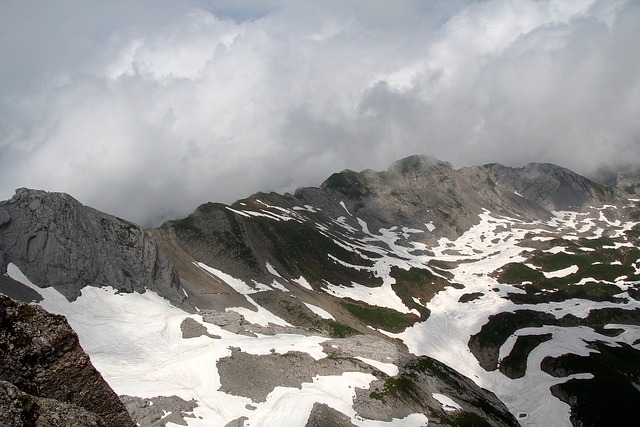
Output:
[1,0,639,225]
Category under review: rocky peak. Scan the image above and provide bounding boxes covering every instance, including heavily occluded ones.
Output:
[483,162,618,211]
[0,188,186,307]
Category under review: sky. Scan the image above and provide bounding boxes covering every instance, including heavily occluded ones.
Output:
[1,0,639,226]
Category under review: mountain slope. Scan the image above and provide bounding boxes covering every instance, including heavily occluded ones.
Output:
[1,155,638,426]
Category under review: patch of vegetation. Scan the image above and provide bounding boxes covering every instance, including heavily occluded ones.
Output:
[171,216,203,236]
[470,307,640,372]
[326,321,360,338]
[458,292,483,303]
[506,281,625,305]
[403,356,519,426]
[624,185,638,194]
[469,310,556,371]
[443,412,493,427]
[404,357,451,382]
[499,263,544,284]
[497,242,640,304]
[17,303,35,321]
[628,286,640,301]
[499,333,553,379]
[247,215,379,287]
[19,393,38,427]
[542,341,640,427]
[340,300,417,333]
[389,266,450,319]
[369,376,419,402]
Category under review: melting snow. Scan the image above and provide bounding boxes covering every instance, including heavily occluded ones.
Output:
[303,302,335,320]
[354,357,399,377]
[340,201,352,216]
[6,263,430,427]
[543,265,579,278]
[292,276,313,291]
[432,393,461,411]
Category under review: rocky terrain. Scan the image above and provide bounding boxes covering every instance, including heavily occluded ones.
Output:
[1,154,639,426]
[0,188,186,306]
[0,295,134,426]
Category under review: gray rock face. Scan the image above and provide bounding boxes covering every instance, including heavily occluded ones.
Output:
[0,296,134,427]
[0,188,185,306]
[120,395,199,427]
[0,380,108,427]
[305,403,356,427]
[484,162,617,211]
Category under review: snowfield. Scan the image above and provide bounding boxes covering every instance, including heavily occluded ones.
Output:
[4,201,640,426]
[6,263,427,427]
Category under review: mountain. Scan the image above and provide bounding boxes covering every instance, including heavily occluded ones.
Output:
[1,155,639,427]
[0,187,186,307]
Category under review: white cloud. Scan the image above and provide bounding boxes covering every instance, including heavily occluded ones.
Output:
[1,0,639,225]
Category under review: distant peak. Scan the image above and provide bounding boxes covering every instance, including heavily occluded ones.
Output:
[387,155,452,175]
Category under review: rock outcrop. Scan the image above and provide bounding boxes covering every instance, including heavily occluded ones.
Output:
[0,188,185,307]
[0,296,134,427]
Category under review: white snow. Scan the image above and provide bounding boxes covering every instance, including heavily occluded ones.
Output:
[542,265,579,278]
[196,262,254,294]
[292,276,313,291]
[340,201,352,216]
[227,295,293,327]
[354,357,399,377]
[266,262,282,277]
[269,280,289,292]
[303,302,335,320]
[6,263,432,427]
[225,207,251,218]
[432,393,461,411]
[323,281,413,314]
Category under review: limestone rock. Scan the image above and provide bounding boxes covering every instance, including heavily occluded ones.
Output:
[0,296,134,427]
[0,188,185,306]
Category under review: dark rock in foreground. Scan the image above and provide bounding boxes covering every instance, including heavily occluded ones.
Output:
[0,296,134,427]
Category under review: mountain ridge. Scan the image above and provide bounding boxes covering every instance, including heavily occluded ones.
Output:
[1,154,639,426]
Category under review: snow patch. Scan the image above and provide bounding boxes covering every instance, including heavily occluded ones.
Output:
[340,201,352,216]
[303,302,335,320]
[354,357,399,377]
[292,276,313,291]
[432,393,461,412]
[543,265,578,279]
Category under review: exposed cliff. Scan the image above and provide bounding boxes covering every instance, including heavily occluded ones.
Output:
[0,188,185,307]
[0,296,134,427]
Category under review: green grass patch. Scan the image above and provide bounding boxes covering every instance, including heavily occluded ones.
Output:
[369,376,418,401]
[340,300,417,333]
[498,263,544,284]
[326,321,360,338]
[498,242,640,304]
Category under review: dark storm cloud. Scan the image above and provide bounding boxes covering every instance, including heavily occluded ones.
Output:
[1,0,638,225]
